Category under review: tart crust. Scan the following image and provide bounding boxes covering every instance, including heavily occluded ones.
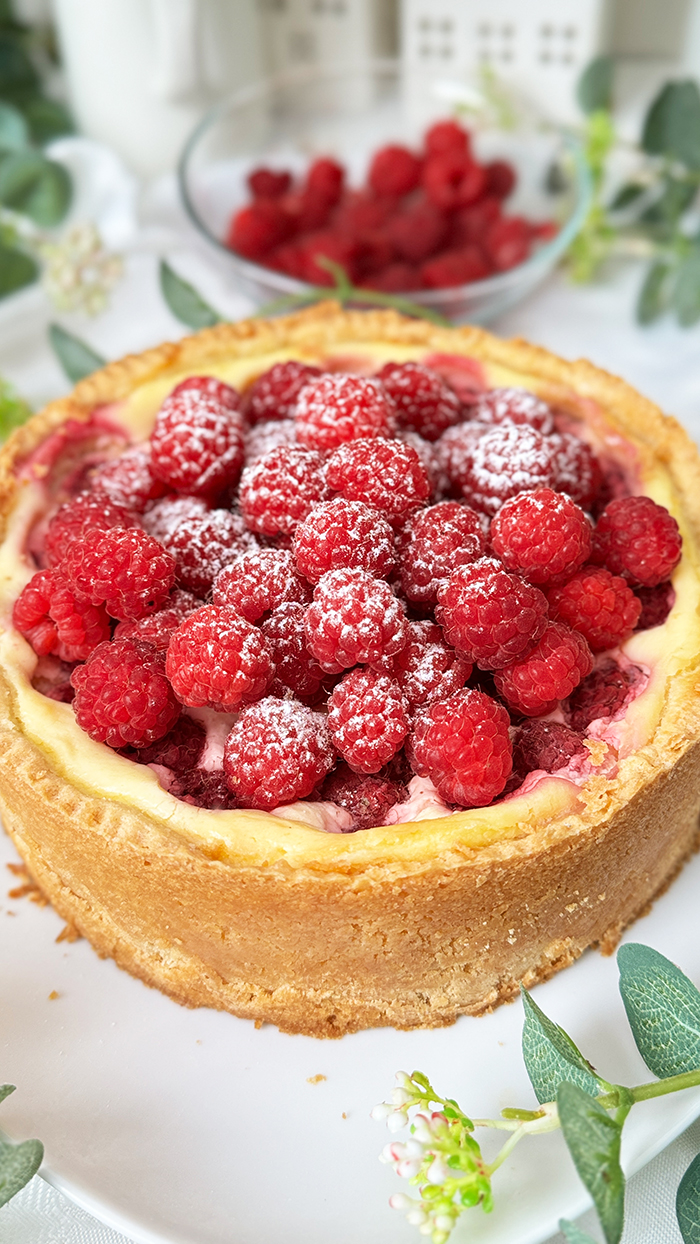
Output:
[1,304,700,1038]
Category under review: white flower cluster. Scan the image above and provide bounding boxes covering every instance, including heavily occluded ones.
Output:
[39,223,123,316]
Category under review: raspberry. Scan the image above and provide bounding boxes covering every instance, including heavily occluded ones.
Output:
[396,430,445,497]
[368,144,422,197]
[634,582,674,631]
[244,418,297,467]
[150,388,245,500]
[90,446,167,513]
[239,445,329,536]
[161,508,257,598]
[294,374,397,451]
[422,352,486,405]
[425,119,470,158]
[227,200,292,259]
[592,496,682,586]
[376,362,462,442]
[141,495,209,544]
[241,360,323,424]
[260,602,327,702]
[490,489,592,585]
[485,216,531,270]
[385,201,447,264]
[550,432,603,511]
[422,153,486,211]
[328,668,409,773]
[392,620,472,710]
[293,498,395,582]
[421,247,491,288]
[170,376,240,410]
[71,638,180,748]
[304,568,408,673]
[294,230,363,286]
[61,527,175,621]
[321,762,406,830]
[436,557,548,670]
[213,549,310,621]
[334,191,395,233]
[565,659,641,732]
[451,197,501,247]
[484,160,516,199]
[305,157,344,206]
[176,769,238,811]
[114,588,199,650]
[513,719,586,775]
[45,491,139,566]
[493,622,593,717]
[166,604,273,712]
[131,715,206,769]
[360,263,422,293]
[548,566,641,652]
[400,501,486,604]
[460,424,560,516]
[222,696,334,809]
[474,387,555,434]
[248,167,292,199]
[13,568,110,662]
[435,421,486,492]
[326,437,430,522]
[410,688,512,807]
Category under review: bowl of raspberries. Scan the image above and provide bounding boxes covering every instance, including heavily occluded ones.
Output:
[179,61,590,323]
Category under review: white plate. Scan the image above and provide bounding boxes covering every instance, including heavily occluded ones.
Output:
[2,823,700,1244]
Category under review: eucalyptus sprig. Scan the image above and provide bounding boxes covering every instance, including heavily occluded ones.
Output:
[374,943,700,1244]
[0,1082,43,1207]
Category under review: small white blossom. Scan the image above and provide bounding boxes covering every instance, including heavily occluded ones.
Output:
[391,1087,413,1106]
[389,1193,413,1211]
[387,1109,409,1132]
[39,222,123,316]
[395,1071,413,1088]
[370,1102,392,1121]
[427,1157,450,1184]
[407,1208,429,1226]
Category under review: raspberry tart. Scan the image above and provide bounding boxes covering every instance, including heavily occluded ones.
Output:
[1,305,700,1037]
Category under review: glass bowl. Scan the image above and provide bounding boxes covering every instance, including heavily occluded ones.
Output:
[178,60,591,326]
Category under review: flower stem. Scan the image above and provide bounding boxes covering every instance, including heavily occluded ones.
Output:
[630,1068,700,1102]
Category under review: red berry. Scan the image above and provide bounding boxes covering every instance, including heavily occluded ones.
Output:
[248,167,292,199]
[244,418,297,467]
[474,387,554,434]
[423,153,486,211]
[360,262,422,293]
[13,567,110,662]
[634,581,674,631]
[396,430,445,497]
[376,361,462,442]
[304,567,407,673]
[550,432,603,510]
[166,604,273,712]
[241,360,323,424]
[425,120,471,158]
[485,216,531,270]
[422,352,487,405]
[45,491,139,566]
[451,197,501,247]
[437,557,548,670]
[176,769,238,811]
[305,157,344,206]
[71,638,180,748]
[132,715,206,771]
[90,446,167,513]
[213,549,310,621]
[565,659,642,732]
[239,445,330,536]
[223,696,334,809]
[410,687,512,807]
[170,376,240,410]
[334,191,395,233]
[435,421,486,492]
[160,508,256,598]
[295,374,397,451]
[328,668,409,774]
[293,498,395,581]
[321,762,406,830]
[326,437,430,521]
[392,619,472,710]
[490,488,592,585]
[494,622,593,717]
[114,588,199,650]
[385,200,447,263]
[368,144,422,197]
[460,424,560,516]
[592,496,682,586]
[421,247,491,289]
[150,388,245,500]
[227,200,292,260]
[548,566,641,652]
[62,527,175,621]
[513,719,586,775]
[400,501,485,604]
[260,602,327,702]
[484,160,516,199]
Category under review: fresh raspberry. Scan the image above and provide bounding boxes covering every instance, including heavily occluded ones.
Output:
[410,687,512,807]
[45,491,139,566]
[484,216,531,270]
[213,549,310,621]
[114,588,199,650]
[396,430,446,497]
[385,200,447,264]
[422,153,486,211]
[292,498,395,582]
[592,496,682,586]
[227,200,292,259]
[328,668,409,774]
[493,622,593,717]
[260,602,328,702]
[223,696,334,809]
[244,418,297,467]
[141,495,209,544]
[305,156,344,206]
[400,501,486,604]
[422,352,486,405]
[90,446,167,513]
[61,527,175,621]
[176,769,238,811]
[548,566,641,652]
[565,659,642,732]
[326,437,430,522]
[293,230,363,286]
[425,119,471,158]
[334,190,395,233]
[241,360,323,424]
[71,638,180,748]
[161,508,257,597]
[131,714,206,769]
[450,197,502,247]
[460,424,560,517]
[239,445,330,536]
[392,620,472,710]
[248,167,292,199]
[304,567,408,673]
[150,388,245,500]
[321,762,406,830]
[550,432,603,511]
[170,376,240,410]
[421,247,491,289]
[484,160,516,199]
[294,374,397,451]
[166,604,273,712]
[634,582,674,631]
[512,719,586,775]
[490,489,592,585]
[473,387,554,434]
[360,263,422,293]
[376,362,462,442]
[368,144,422,197]
[435,421,486,492]
[13,568,110,662]
[436,557,548,670]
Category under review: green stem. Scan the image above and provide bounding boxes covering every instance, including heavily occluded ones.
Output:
[629,1068,700,1102]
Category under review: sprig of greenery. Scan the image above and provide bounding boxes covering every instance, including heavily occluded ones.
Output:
[0,372,30,438]
[0,1083,43,1207]
[374,943,700,1244]
[48,323,106,383]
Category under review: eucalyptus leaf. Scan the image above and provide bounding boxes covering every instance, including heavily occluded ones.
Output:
[0,243,36,296]
[642,80,700,170]
[0,1084,15,1104]
[0,1136,43,1207]
[0,32,39,99]
[673,250,700,326]
[0,101,27,150]
[0,150,71,225]
[23,96,73,146]
[557,1083,625,1244]
[637,260,672,325]
[160,260,221,329]
[49,324,106,384]
[609,182,647,211]
[677,1151,700,1243]
[521,988,602,1104]
[618,943,700,1077]
[559,1220,601,1244]
[577,56,614,115]
[641,177,697,225]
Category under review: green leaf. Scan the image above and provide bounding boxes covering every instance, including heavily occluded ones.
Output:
[0,376,31,439]
[0,1136,43,1207]
[23,96,73,146]
[0,242,36,296]
[560,1220,601,1244]
[0,1084,15,1105]
[674,250,700,326]
[557,1082,625,1244]
[0,150,71,225]
[642,81,700,170]
[637,260,672,325]
[609,182,647,211]
[0,101,27,151]
[641,178,697,225]
[677,1152,700,1243]
[618,943,700,1077]
[521,988,603,1104]
[160,260,221,329]
[0,33,39,99]
[49,324,106,384]
[577,57,614,115]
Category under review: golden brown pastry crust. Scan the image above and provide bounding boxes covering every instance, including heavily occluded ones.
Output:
[1,304,700,1037]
